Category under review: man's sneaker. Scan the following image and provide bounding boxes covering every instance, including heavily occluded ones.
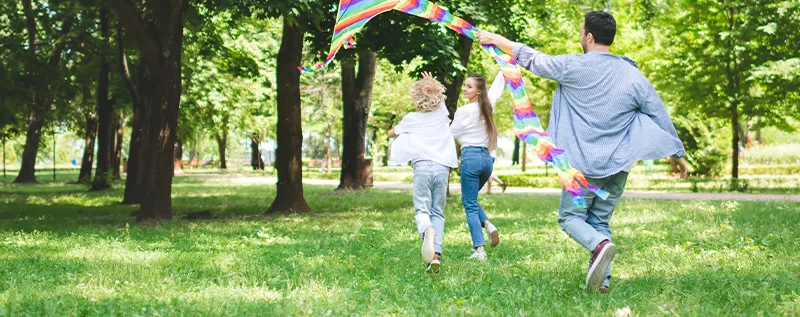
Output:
[426,258,440,273]
[421,227,436,263]
[585,240,616,290]
[469,249,486,261]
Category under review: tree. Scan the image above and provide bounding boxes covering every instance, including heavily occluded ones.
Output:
[268,15,311,212]
[14,0,75,183]
[77,85,97,184]
[91,6,114,190]
[338,50,377,190]
[658,0,800,181]
[115,0,188,219]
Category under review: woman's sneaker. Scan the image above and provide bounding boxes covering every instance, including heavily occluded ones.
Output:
[421,227,436,263]
[469,249,487,261]
[484,221,500,248]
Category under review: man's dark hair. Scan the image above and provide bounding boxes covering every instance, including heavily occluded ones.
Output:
[584,11,616,46]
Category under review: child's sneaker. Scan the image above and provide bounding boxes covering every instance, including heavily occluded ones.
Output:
[426,258,440,273]
[421,227,436,263]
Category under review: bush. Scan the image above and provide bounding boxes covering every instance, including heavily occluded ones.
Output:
[673,115,729,177]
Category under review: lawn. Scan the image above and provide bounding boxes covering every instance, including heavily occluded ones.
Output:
[1,175,799,316]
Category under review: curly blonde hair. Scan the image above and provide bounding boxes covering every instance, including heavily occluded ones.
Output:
[409,77,446,112]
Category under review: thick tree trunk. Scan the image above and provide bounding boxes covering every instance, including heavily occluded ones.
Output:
[512,136,520,166]
[112,114,124,179]
[92,7,114,191]
[268,17,310,213]
[15,116,44,183]
[215,130,227,169]
[338,50,377,190]
[116,0,187,219]
[444,36,474,118]
[77,107,97,184]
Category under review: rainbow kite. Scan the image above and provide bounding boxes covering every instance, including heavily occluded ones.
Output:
[302,0,609,208]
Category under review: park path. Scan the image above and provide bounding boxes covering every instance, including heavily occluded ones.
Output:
[179,173,800,203]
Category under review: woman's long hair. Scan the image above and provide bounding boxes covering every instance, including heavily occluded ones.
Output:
[468,73,498,151]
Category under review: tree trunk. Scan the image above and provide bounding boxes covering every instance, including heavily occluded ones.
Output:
[511,136,520,166]
[444,36,474,118]
[15,2,74,184]
[77,109,97,184]
[92,7,113,191]
[15,116,44,183]
[726,6,740,181]
[250,134,264,170]
[521,142,527,172]
[267,16,310,213]
[112,114,124,179]
[338,50,377,190]
[174,137,183,171]
[215,130,227,169]
[116,0,187,219]
[118,22,145,204]
[326,120,333,174]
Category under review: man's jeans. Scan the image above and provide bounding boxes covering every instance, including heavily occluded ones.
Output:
[558,171,628,281]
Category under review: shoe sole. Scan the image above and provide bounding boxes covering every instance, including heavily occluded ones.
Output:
[488,230,500,248]
[585,243,616,290]
[427,261,440,273]
[422,227,435,263]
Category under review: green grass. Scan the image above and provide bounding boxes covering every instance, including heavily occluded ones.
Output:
[1,175,800,316]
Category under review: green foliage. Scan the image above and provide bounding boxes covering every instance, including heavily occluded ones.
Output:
[673,115,729,177]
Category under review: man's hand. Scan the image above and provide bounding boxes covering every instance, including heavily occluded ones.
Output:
[388,128,397,138]
[676,157,689,179]
[476,31,515,55]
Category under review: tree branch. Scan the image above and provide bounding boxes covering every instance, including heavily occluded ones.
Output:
[115,0,160,65]
[47,15,76,68]
[22,0,37,54]
[117,21,140,105]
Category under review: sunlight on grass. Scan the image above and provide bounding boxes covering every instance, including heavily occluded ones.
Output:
[1,178,799,315]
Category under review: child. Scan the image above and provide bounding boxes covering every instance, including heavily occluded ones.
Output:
[388,72,458,273]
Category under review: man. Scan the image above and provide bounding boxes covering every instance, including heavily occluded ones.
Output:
[477,11,689,293]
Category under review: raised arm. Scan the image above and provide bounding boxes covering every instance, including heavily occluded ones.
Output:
[488,72,505,109]
[478,31,571,82]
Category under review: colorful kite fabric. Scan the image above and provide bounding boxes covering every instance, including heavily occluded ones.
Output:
[300,0,609,208]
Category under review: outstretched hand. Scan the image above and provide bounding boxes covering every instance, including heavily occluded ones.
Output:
[421,71,436,80]
[476,31,515,55]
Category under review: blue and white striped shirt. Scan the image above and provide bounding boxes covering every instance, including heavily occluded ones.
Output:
[512,43,686,178]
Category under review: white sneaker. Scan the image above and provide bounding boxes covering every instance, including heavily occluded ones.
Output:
[426,258,440,273]
[469,249,486,261]
[421,227,436,263]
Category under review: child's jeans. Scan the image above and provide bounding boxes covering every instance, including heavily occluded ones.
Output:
[412,160,450,254]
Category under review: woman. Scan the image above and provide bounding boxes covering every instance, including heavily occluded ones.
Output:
[450,72,504,260]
